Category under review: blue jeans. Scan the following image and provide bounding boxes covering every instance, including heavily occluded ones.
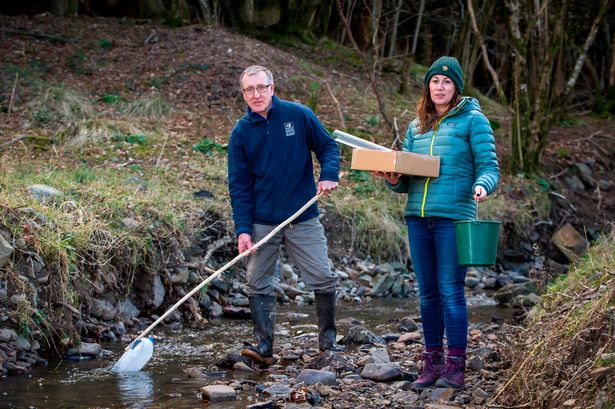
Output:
[406,216,468,351]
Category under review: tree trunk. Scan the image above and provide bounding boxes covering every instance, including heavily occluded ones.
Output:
[387,0,403,58]
[50,0,78,16]
[139,0,167,19]
[410,0,425,57]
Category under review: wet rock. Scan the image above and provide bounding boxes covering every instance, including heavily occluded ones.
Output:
[201,384,236,402]
[27,184,64,204]
[5,361,30,374]
[216,352,252,369]
[298,368,337,385]
[184,367,231,379]
[340,326,385,345]
[360,363,402,381]
[66,342,102,359]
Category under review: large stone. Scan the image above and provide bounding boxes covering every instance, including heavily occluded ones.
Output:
[118,299,140,319]
[90,298,118,321]
[66,342,102,359]
[153,274,165,307]
[13,335,31,351]
[370,347,390,364]
[371,274,396,296]
[339,326,385,345]
[552,223,588,261]
[398,317,418,332]
[298,369,337,385]
[360,363,402,381]
[0,328,17,343]
[0,234,14,268]
[27,184,64,204]
[200,385,236,402]
[263,383,292,398]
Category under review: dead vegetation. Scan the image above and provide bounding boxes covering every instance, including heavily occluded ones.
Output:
[493,230,615,408]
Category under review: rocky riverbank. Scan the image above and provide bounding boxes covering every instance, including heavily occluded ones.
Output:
[1,232,540,382]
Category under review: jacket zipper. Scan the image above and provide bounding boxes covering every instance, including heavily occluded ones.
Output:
[420,103,461,217]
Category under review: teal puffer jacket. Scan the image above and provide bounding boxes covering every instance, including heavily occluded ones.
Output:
[388,97,499,220]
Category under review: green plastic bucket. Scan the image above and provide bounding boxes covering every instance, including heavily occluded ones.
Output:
[454,220,501,266]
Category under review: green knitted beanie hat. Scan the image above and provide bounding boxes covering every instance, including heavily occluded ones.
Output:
[424,56,464,93]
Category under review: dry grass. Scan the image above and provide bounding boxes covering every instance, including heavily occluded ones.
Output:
[493,230,615,409]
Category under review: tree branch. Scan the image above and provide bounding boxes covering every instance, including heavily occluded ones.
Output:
[467,0,507,104]
[564,0,612,96]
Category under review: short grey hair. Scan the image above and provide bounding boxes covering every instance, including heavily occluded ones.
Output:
[239,65,274,89]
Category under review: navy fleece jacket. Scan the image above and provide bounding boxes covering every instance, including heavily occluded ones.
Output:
[228,95,340,236]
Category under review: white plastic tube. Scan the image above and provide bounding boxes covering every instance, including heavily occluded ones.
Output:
[332,130,391,151]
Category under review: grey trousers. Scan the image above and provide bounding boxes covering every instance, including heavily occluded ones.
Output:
[245,217,338,296]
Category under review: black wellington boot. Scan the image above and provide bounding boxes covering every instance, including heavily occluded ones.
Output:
[241,295,276,365]
[314,291,344,352]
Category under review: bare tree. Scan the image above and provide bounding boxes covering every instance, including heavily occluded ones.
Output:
[505,0,611,173]
[335,0,397,144]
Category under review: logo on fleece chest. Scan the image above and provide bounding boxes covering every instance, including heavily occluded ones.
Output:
[284,122,295,137]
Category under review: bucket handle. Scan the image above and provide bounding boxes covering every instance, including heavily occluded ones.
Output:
[475,198,479,221]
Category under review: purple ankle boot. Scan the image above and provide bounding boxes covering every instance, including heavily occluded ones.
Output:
[435,356,466,389]
[410,351,445,390]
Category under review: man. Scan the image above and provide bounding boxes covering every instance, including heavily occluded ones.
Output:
[228,65,342,365]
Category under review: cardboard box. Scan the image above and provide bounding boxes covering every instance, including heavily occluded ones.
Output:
[350,149,440,177]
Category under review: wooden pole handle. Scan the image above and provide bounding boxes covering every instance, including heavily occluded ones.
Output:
[126,194,321,350]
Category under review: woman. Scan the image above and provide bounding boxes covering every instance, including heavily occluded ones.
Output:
[373,56,499,390]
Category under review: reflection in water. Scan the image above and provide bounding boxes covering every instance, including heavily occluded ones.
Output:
[117,371,154,405]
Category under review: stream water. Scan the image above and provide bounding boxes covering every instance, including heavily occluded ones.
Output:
[1,296,515,409]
